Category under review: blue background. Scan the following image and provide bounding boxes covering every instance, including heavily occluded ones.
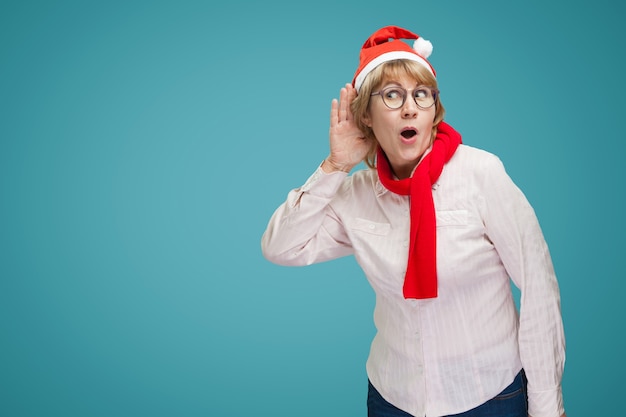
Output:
[1,1,624,416]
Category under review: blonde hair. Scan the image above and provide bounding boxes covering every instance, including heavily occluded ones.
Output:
[350,60,446,169]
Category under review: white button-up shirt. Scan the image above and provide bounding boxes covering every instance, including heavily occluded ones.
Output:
[261,145,565,417]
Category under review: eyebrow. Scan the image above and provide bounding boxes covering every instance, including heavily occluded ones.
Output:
[381,81,422,89]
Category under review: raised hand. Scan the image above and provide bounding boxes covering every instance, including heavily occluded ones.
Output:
[322,83,372,173]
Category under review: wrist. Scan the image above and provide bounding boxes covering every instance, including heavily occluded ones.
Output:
[321,158,352,173]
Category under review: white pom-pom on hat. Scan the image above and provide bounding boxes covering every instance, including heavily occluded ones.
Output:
[413,37,433,59]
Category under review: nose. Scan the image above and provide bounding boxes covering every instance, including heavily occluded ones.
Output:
[401,96,418,118]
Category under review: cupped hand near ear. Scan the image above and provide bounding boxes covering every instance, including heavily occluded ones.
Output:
[322,83,372,173]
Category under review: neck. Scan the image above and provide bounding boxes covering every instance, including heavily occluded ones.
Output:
[391,152,429,180]
[392,164,414,180]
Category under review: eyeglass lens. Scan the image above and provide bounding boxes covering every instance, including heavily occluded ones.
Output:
[381,87,435,109]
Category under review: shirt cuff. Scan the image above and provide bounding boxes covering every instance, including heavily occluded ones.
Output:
[527,386,564,417]
[299,165,348,199]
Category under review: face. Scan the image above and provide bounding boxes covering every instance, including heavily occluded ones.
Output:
[363,73,436,179]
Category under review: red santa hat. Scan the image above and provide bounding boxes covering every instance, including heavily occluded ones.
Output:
[352,26,436,92]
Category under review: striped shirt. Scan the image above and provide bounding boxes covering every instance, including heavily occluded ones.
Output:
[261,144,565,417]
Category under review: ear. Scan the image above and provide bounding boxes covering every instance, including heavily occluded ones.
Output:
[362,113,372,128]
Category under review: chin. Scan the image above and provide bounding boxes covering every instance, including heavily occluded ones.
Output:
[405,146,428,162]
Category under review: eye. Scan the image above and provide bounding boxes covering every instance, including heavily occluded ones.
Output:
[414,88,430,99]
[384,88,404,100]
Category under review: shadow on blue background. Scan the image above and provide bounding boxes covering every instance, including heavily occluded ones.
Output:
[1,1,624,416]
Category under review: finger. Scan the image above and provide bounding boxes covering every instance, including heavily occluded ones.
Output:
[338,87,348,122]
[330,98,339,128]
[345,83,356,121]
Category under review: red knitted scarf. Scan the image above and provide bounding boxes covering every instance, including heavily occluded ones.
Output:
[376,121,462,299]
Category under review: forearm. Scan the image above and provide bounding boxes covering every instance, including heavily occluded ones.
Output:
[261,166,352,266]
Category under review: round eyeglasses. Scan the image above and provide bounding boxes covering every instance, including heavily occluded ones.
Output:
[371,86,438,110]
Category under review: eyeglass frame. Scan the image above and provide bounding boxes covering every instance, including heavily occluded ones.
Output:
[370,85,439,110]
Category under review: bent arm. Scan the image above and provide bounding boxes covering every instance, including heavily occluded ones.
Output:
[261,166,354,266]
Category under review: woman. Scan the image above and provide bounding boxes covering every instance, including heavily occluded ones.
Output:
[261,26,566,417]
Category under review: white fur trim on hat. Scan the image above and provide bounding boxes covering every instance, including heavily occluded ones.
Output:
[354,51,435,92]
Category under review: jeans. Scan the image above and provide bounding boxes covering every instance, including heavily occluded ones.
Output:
[367,371,528,417]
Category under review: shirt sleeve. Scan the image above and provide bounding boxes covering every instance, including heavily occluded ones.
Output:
[261,166,354,266]
[478,155,566,417]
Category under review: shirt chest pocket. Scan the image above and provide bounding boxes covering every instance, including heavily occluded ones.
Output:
[351,217,391,236]
[436,209,468,227]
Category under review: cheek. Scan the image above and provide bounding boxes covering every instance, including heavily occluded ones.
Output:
[423,110,436,130]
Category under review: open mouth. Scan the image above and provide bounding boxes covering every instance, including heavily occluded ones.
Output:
[401,129,417,139]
